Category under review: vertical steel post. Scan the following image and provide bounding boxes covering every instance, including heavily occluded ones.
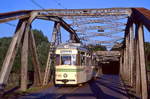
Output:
[51,22,61,45]
[20,24,30,91]
[137,23,148,99]
[124,33,130,83]
[56,22,61,45]
[29,29,42,86]
[43,21,62,85]
[123,48,126,79]
[20,12,40,91]
[119,50,123,77]
[135,24,141,96]
[129,23,134,86]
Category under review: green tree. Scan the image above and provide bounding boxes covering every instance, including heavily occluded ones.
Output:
[28,29,49,72]
[111,43,123,51]
[145,42,150,70]
[0,37,11,69]
[32,29,48,46]
[87,44,107,52]
[0,29,49,72]
[36,41,49,71]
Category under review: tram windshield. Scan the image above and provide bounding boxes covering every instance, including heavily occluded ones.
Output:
[61,55,76,65]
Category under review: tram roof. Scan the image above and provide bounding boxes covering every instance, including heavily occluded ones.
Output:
[56,42,89,52]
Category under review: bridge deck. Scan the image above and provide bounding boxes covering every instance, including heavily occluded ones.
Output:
[20,74,129,99]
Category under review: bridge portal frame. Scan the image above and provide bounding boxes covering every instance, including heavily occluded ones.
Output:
[0,8,149,98]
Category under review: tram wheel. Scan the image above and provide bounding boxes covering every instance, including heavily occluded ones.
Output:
[78,83,83,87]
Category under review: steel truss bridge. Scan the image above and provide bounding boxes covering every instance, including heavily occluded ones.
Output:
[0,8,150,98]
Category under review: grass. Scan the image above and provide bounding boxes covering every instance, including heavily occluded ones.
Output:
[2,82,53,99]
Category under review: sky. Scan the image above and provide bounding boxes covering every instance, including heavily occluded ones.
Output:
[0,0,150,43]
[0,0,150,12]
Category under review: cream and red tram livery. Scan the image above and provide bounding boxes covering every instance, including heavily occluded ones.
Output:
[54,43,95,85]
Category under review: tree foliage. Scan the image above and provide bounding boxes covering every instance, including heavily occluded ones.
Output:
[87,44,107,52]
[32,29,49,71]
[145,42,150,70]
[0,29,49,72]
[0,37,12,68]
[111,43,123,51]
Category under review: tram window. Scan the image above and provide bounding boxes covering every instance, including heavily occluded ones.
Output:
[87,57,89,66]
[72,55,76,65]
[89,56,91,65]
[61,55,71,65]
[56,54,60,65]
[80,52,85,66]
[81,55,85,66]
[77,54,80,65]
[87,55,91,66]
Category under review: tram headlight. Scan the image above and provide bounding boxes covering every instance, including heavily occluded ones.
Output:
[63,73,68,78]
[75,74,77,77]
[58,74,62,77]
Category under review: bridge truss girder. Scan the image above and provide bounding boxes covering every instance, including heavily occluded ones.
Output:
[120,8,150,99]
[0,8,150,97]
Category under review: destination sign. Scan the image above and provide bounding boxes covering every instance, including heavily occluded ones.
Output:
[60,50,72,54]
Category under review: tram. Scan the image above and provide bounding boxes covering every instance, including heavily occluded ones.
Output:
[54,42,95,85]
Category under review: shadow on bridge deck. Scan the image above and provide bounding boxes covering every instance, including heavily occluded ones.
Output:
[19,75,129,99]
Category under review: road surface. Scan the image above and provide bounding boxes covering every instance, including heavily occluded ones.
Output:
[19,74,129,99]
